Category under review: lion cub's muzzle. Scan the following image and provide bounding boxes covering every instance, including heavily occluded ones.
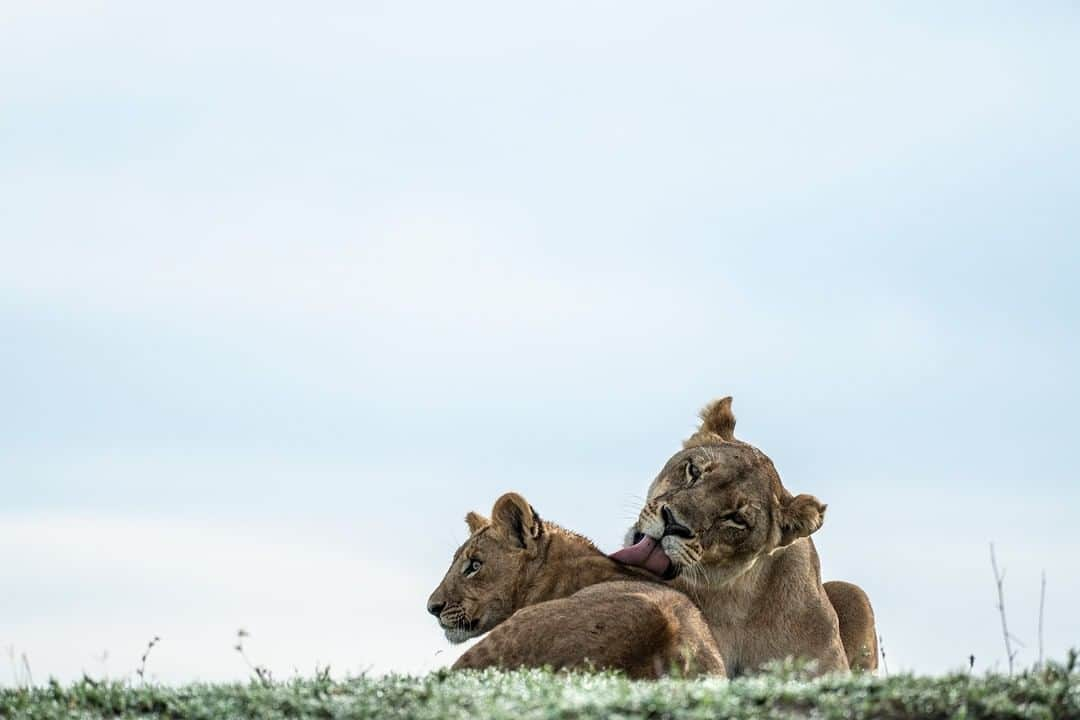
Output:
[431,602,480,642]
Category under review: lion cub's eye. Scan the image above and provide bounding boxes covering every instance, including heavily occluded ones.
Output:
[684,460,702,486]
[463,559,483,577]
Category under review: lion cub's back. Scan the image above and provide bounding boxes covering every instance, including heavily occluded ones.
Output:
[452,581,725,679]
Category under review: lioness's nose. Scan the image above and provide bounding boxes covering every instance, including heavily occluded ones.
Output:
[427,599,446,617]
[661,505,694,538]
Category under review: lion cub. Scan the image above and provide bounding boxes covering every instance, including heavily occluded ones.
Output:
[427,492,725,679]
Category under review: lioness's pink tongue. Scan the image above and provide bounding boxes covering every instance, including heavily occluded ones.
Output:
[609,536,671,576]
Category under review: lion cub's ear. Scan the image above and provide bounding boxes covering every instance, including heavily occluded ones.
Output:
[778,494,827,546]
[465,511,489,534]
[491,492,544,551]
[684,396,736,447]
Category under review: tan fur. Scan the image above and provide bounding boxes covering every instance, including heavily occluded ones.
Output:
[427,493,726,679]
[623,397,877,676]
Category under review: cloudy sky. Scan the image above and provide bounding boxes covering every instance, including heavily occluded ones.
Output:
[3,1,1078,684]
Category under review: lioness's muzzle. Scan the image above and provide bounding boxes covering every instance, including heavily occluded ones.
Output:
[661,506,694,538]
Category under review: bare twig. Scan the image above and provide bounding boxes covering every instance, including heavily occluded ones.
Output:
[135,636,160,682]
[990,543,1020,675]
[234,629,273,687]
[878,634,889,676]
[1038,570,1046,670]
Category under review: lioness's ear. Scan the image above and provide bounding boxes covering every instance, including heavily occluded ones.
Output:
[684,396,736,448]
[778,494,826,546]
[700,396,736,441]
[465,511,488,534]
[491,492,543,550]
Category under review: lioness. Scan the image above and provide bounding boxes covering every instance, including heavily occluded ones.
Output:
[427,492,726,678]
[613,397,877,675]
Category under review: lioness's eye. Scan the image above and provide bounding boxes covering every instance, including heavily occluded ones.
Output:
[721,512,748,530]
[464,559,483,577]
[685,460,701,485]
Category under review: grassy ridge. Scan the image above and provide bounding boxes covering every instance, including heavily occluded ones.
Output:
[2,657,1077,720]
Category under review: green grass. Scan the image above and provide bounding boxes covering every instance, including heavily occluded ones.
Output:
[2,656,1077,720]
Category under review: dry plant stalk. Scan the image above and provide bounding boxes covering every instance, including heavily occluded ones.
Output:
[1038,570,1046,670]
[989,543,1023,675]
[136,636,161,682]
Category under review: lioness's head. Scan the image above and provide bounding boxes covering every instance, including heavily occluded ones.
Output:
[426,492,544,643]
[613,397,827,586]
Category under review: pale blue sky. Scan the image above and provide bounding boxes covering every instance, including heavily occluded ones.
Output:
[2,2,1078,683]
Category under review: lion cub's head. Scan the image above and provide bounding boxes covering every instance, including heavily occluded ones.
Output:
[426,492,544,643]
[614,397,827,586]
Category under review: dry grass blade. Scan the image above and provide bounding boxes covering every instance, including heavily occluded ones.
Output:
[989,543,1021,675]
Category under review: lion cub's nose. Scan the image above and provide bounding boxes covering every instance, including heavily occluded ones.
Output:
[661,505,694,538]
[427,600,446,618]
